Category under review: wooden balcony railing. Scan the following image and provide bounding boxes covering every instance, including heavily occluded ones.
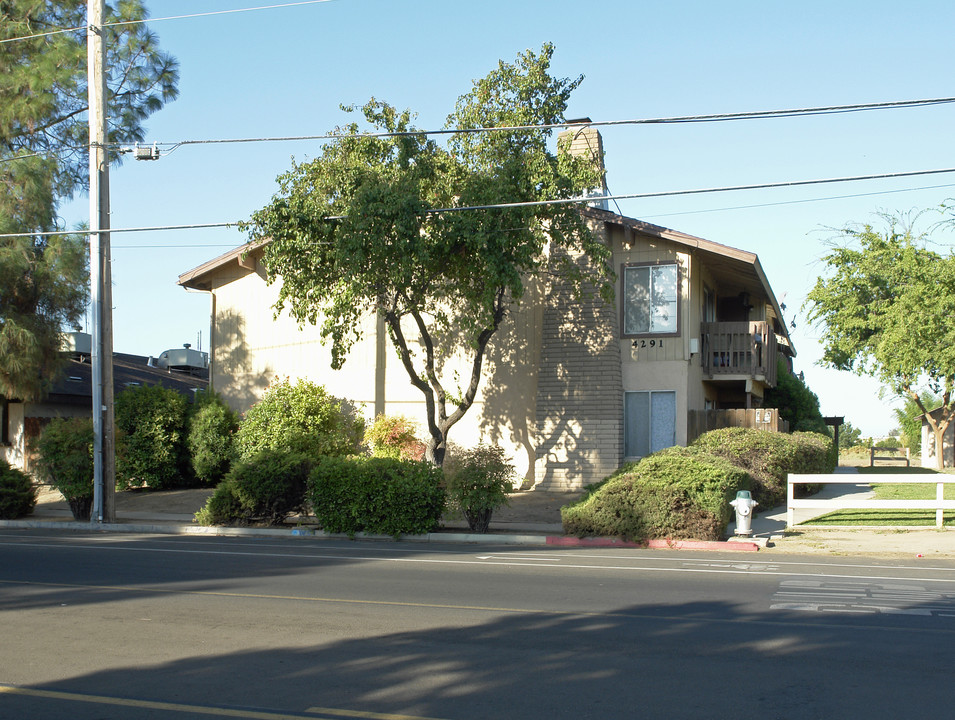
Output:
[701,321,777,385]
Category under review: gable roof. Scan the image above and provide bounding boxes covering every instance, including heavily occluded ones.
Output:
[178,240,266,292]
[178,209,794,353]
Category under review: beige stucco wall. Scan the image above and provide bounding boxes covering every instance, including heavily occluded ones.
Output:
[1,402,25,470]
[206,257,544,482]
[611,225,696,451]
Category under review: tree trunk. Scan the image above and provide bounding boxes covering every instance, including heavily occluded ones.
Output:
[935,426,947,471]
[425,435,446,468]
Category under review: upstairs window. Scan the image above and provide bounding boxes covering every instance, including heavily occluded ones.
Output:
[623,263,679,336]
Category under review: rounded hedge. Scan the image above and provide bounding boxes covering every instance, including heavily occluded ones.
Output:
[308,456,445,538]
[34,417,94,520]
[443,444,514,533]
[691,428,834,507]
[115,384,189,490]
[0,459,36,519]
[187,392,239,486]
[195,449,310,526]
[561,447,750,542]
[235,379,364,460]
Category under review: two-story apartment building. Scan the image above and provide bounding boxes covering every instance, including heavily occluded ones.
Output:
[178,129,794,490]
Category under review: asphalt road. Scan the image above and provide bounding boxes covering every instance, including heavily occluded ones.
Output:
[2,529,955,719]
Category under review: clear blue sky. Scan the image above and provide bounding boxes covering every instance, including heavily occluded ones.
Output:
[61,0,955,438]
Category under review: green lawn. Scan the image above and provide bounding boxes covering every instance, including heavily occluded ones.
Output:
[803,466,955,526]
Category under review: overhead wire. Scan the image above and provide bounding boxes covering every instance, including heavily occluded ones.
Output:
[132,97,955,153]
[4,167,955,240]
[0,0,336,45]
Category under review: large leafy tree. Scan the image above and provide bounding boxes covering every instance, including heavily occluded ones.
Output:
[0,0,178,400]
[806,218,955,469]
[247,44,613,465]
[763,359,827,434]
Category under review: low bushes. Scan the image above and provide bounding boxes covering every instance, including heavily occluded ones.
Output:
[34,417,94,520]
[115,384,189,490]
[365,414,426,461]
[308,456,444,537]
[195,449,311,526]
[235,378,364,460]
[562,447,750,542]
[691,428,834,507]
[187,391,239,486]
[0,459,36,519]
[444,445,515,532]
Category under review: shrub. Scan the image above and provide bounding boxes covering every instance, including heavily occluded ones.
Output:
[692,428,835,506]
[444,445,515,532]
[365,414,426,460]
[235,378,364,460]
[34,417,94,520]
[115,384,189,490]
[763,359,828,434]
[187,391,239,485]
[308,456,445,538]
[195,449,311,526]
[0,459,36,519]
[790,431,836,494]
[561,447,750,542]
[691,428,796,507]
[194,479,245,526]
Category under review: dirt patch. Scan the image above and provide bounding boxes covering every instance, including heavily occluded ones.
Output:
[34,485,581,526]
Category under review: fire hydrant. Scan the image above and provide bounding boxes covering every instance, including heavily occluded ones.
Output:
[730,490,758,537]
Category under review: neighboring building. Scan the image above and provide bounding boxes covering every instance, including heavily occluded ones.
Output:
[0,336,208,475]
[177,128,794,490]
[921,409,954,468]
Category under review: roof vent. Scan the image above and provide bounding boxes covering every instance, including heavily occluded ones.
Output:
[155,345,209,376]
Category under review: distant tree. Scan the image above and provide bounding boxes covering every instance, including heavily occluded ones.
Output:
[763,360,827,434]
[839,421,863,449]
[893,391,940,455]
[247,45,612,465]
[806,215,955,469]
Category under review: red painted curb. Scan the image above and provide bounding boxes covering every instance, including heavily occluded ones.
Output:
[545,536,759,551]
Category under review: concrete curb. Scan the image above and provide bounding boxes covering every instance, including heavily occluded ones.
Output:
[546,535,760,551]
[0,518,760,551]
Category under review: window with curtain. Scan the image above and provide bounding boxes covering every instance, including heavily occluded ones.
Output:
[624,390,676,458]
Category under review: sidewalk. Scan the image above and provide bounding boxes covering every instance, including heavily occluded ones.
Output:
[6,476,955,557]
[730,467,955,558]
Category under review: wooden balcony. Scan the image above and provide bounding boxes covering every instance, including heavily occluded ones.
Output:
[701,321,777,386]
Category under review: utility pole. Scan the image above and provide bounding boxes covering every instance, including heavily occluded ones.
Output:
[88,0,115,522]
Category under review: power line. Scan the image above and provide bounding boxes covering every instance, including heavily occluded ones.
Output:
[132,97,955,152]
[414,167,955,217]
[0,0,335,45]
[106,180,955,247]
[103,0,336,29]
[4,166,955,239]
[641,182,955,219]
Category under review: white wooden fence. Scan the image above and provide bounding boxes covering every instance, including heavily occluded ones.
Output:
[787,474,955,528]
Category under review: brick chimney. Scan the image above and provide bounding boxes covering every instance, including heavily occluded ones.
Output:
[558,118,609,210]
